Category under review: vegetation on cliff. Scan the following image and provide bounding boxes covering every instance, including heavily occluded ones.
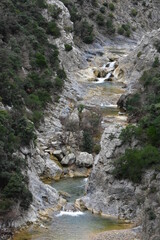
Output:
[0,0,66,214]
[114,63,160,183]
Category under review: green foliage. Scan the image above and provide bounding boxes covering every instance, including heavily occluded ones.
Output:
[100,6,105,14]
[115,68,160,183]
[106,18,115,34]
[64,44,73,51]
[55,77,64,90]
[0,0,65,212]
[78,104,84,113]
[79,20,94,44]
[152,57,159,68]
[96,14,105,26]
[118,27,124,35]
[154,41,160,53]
[109,3,115,11]
[3,173,32,210]
[91,0,98,7]
[131,8,138,17]
[113,145,160,183]
[137,51,142,58]
[126,93,141,114]
[118,24,131,37]
[82,130,93,153]
[57,69,67,79]
[47,21,61,37]
[93,144,101,154]
[35,52,47,68]
[48,4,62,19]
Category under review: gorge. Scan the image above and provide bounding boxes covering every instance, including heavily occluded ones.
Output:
[0,0,160,240]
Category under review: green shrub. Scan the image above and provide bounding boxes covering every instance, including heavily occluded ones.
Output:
[64,44,73,51]
[37,0,47,8]
[79,20,94,44]
[152,57,159,68]
[137,51,142,58]
[96,14,105,26]
[82,130,93,153]
[91,0,98,7]
[35,52,47,68]
[32,110,43,125]
[55,77,64,89]
[131,8,138,17]
[154,41,160,53]
[47,21,61,37]
[118,27,124,35]
[93,144,101,154]
[57,69,67,79]
[113,145,160,183]
[106,18,115,34]
[109,3,115,11]
[100,6,105,13]
[83,35,94,44]
[48,4,62,19]
[103,2,108,7]
[78,104,84,113]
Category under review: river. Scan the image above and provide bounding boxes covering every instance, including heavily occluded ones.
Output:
[13,45,132,240]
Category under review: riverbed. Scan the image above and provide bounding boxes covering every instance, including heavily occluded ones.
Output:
[13,45,131,240]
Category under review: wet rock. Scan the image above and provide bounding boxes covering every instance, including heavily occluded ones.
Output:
[63,203,77,212]
[75,198,87,211]
[93,69,107,78]
[59,191,71,199]
[76,152,94,167]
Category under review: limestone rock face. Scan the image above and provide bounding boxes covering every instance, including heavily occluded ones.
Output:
[81,124,141,219]
[76,152,94,167]
[119,28,160,93]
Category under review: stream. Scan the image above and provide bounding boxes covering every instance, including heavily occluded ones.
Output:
[13,178,130,240]
[13,45,132,240]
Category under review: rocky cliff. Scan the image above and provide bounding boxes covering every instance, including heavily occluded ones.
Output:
[81,29,160,240]
[0,0,160,239]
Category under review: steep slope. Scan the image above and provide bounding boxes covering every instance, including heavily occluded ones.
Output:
[81,29,160,240]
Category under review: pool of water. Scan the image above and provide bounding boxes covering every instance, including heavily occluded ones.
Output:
[51,177,86,202]
[14,178,130,240]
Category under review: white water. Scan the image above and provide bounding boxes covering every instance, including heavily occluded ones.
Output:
[56,211,85,217]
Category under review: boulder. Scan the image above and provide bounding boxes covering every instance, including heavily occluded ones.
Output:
[76,152,93,167]
[61,153,76,165]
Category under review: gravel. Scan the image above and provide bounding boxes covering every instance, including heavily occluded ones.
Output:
[90,229,140,240]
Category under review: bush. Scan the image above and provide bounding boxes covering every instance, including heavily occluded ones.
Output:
[131,8,138,17]
[35,52,47,68]
[118,27,124,35]
[152,57,159,68]
[137,51,142,58]
[64,44,73,51]
[100,6,105,13]
[109,3,115,11]
[113,145,160,183]
[106,18,115,34]
[96,14,105,26]
[154,41,160,53]
[82,130,93,153]
[55,77,64,90]
[79,20,94,44]
[48,4,62,19]
[57,69,66,79]
[47,21,61,37]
